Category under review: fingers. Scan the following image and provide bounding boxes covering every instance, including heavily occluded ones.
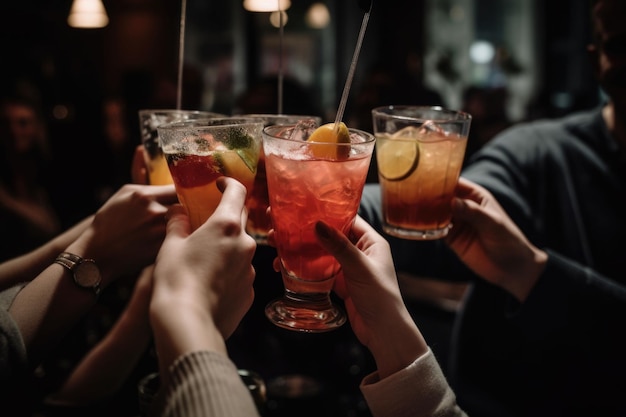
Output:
[131,145,149,185]
[146,184,179,206]
[164,204,191,239]
[214,177,248,218]
[455,176,495,204]
[207,177,252,241]
[314,221,359,265]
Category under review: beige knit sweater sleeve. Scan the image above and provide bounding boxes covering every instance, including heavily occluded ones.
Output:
[151,350,260,417]
[360,349,468,417]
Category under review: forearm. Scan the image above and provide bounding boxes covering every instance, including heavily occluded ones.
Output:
[361,349,467,417]
[8,263,99,366]
[150,294,228,387]
[367,308,429,380]
[47,307,152,406]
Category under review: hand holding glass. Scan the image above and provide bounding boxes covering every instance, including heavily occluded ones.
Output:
[263,123,375,332]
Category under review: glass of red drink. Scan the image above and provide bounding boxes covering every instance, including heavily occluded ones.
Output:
[263,123,375,332]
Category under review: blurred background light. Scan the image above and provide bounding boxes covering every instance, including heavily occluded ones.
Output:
[306,3,330,29]
[269,10,288,28]
[469,40,495,64]
[244,0,291,12]
[67,0,109,28]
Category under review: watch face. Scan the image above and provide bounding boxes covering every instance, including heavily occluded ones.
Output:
[75,260,102,288]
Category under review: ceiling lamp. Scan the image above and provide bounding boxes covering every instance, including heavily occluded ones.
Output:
[67,0,109,28]
[243,0,291,12]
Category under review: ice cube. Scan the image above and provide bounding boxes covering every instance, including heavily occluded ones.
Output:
[417,120,447,141]
[288,118,319,141]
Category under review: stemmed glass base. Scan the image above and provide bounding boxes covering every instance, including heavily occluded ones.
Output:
[265,290,346,333]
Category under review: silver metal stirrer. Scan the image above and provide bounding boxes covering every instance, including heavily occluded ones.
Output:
[176,0,187,110]
[333,0,373,133]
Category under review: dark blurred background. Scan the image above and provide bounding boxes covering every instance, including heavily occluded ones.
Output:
[1,0,600,132]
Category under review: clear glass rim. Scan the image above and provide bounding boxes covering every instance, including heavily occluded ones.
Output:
[371,105,472,122]
[262,123,375,146]
[237,113,323,124]
[157,119,264,132]
[138,109,226,118]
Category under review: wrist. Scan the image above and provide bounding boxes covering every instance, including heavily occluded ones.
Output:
[367,311,428,379]
[150,293,227,372]
[64,229,115,289]
[507,247,548,302]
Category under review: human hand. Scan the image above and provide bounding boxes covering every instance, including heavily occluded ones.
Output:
[313,217,428,379]
[150,177,256,369]
[445,177,548,302]
[131,144,149,184]
[65,184,178,288]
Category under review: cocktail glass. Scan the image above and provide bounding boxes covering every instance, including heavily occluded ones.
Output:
[157,119,263,230]
[371,105,471,240]
[263,123,375,332]
[237,114,323,245]
[138,109,225,185]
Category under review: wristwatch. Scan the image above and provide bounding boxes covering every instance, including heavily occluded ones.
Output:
[54,252,102,297]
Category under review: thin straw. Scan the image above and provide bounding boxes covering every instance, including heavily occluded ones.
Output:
[334,3,371,131]
[176,0,187,110]
[277,1,284,115]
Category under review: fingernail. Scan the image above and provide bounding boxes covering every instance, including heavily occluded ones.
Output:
[216,178,226,192]
[315,221,332,240]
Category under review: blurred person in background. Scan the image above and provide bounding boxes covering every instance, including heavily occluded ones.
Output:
[0,88,62,262]
[358,0,626,415]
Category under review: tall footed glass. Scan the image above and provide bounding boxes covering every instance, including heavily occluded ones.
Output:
[263,124,375,332]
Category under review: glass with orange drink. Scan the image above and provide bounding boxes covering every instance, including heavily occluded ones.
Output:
[157,119,263,230]
[372,105,471,240]
[138,109,225,185]
[263,122,375,332]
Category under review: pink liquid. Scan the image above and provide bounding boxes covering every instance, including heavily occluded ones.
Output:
[266,152,371,293]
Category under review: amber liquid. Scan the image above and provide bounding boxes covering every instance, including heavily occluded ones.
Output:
[377,133,467,238]
[166,150,256,230]
[245,150,271,242]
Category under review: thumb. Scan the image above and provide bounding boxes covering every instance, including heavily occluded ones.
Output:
[314,221,359,265]
[164,204,191,240]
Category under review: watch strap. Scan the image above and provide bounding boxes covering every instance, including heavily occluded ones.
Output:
[54,252,101,297]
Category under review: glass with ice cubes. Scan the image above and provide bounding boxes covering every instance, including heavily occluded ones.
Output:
[262,122,375,332]
[371,106,472,240]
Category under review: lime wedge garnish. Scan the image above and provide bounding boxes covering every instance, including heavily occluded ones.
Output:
[377,139,419,181]
[236,149,257,174]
